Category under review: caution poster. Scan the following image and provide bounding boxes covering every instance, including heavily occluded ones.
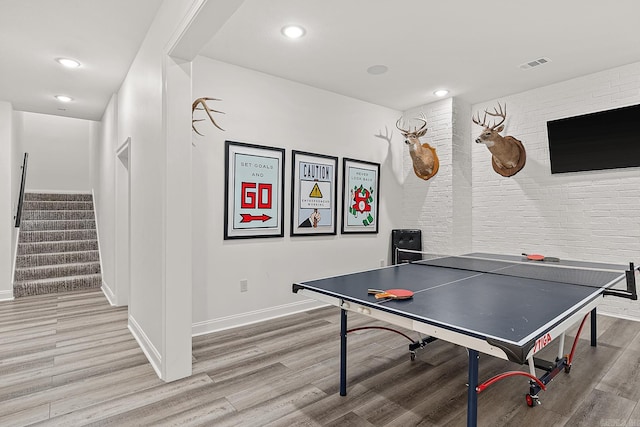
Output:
[291,151,338,236]
[342,158,380,234]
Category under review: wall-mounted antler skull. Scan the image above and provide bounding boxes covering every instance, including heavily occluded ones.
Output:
[396,114,439,181]
[192,97,225,136]
[472,102,526,177]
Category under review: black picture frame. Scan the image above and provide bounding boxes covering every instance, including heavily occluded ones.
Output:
[224,140,285,239]
[341,158,380,234]
[290,150,338,236]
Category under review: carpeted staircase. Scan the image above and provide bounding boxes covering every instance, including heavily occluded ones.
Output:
[13,192,102,297]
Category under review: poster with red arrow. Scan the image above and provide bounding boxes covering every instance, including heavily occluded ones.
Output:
[224,141,285,239]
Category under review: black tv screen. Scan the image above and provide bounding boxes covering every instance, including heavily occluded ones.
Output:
[546,103,640,174]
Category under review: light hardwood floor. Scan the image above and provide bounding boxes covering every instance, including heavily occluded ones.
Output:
[1,289,640,426]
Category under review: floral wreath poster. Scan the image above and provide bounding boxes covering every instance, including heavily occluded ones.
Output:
[291,151,338,236]
[341,158,380,234]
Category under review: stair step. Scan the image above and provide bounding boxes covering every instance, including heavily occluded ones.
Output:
[24,193,93,202]
[21,210,95,221]
[23,201,94,211]
[14,192,102,298]
[13,274,102,298]
[20,219,96,231]
[17,240,99,255]
[14,262,101,281]
[19,229,97,243]
[15,251,100,268]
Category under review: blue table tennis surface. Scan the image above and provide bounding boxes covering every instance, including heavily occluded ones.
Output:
[294,253,627,347]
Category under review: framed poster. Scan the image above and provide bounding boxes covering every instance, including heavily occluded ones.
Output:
[291,151,338,236]
[341,158,380,234]
[224,140,285,239]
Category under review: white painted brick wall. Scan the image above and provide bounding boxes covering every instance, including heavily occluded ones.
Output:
[399,98,473,255]
[401,99,456,254]
[451,98,472,253]
[470,61,640,319]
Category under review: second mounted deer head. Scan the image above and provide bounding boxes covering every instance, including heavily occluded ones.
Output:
[472,102,526,177]
[396,114,439,181]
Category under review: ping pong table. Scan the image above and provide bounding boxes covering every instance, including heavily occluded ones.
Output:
[292,252,639,426]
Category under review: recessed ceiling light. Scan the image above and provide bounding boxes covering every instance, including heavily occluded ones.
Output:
[434,89,449,97]
[281,25,306,39]
[56,58,81,68]
[367,65,388,75]
[55,95,73,102]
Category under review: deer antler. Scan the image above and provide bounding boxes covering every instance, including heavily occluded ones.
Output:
[472,102,507,130]
[395,117,409,134]
[192,97,225,135]
[396,113,427,135]
[485,102,506,129]
[472,110,488,128]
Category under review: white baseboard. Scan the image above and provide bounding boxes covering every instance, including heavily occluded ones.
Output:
[599,311,640,323]
[128,314,162,380]
[101,281,116,306]
[192,299,327,337]
[0,290,14,301]
[11,228,19,287]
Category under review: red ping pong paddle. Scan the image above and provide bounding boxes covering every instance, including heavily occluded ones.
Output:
[368,288,414,300]
[522,253,560,262]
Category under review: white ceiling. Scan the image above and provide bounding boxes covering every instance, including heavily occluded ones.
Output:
[0,0,163,121]
[201,0,640,110]
[2,0,640,122]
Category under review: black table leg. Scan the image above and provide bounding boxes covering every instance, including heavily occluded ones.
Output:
[467,349,479,426]
[340,308,347,396]
[590,307,597,347]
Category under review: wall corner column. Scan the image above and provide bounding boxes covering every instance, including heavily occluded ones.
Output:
[162,56,193,381]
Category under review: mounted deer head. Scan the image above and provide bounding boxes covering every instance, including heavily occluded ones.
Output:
[192,97,225,136]
[472,102,526,177]
[396,114,439,181]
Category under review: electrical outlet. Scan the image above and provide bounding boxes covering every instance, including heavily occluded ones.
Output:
[379,259,385,267]
[240,279,248,292]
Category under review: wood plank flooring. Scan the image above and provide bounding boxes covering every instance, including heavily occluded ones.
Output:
[1,289,640,426]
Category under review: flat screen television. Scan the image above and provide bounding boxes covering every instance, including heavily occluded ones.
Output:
[546,103,640,174]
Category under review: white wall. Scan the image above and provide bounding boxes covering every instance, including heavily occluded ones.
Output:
[117,11,168,379]
[191,57,404,332]
[21,112,93,192]
[469,61,640,318]
[0,101,14,300]
[116,0,198,381]
[11,109,24,285]
[92,94,118,304]
[114,135,130,307]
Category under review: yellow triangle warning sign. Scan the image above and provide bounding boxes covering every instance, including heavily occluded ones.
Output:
[309,183,323,198]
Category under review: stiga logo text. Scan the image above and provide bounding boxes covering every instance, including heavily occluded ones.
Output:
[533,333,552,353]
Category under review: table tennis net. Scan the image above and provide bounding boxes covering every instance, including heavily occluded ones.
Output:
[401,252,627,290]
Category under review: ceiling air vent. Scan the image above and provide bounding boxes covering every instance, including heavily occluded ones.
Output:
[519,57,551,70]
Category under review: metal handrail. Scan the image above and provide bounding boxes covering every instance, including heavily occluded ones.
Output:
[14,152,28,228]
